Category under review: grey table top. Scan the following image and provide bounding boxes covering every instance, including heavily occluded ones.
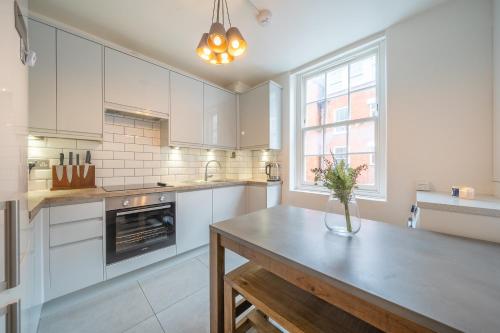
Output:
[211,205,500,333]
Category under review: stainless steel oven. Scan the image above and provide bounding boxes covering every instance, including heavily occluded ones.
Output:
[105,192,175,265]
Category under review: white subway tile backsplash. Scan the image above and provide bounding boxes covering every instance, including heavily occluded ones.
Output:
[93,150,114,160]
[114,134,135,144]
[114,151,134,160]
[28,114,272,191]
[103,142,124,152]
[113,116,135,127]
[135,168,152,176]
[144,160,161,168]
[125,143,143,152]
[125,127,144,136]
[125,160,143,168]
[135,152,152,161]
[103,177,125,186]
[103,160,124,168]
[125,176,143,185]
[114,168,134,177]
[104,124,124,134]
[135,136,152,145]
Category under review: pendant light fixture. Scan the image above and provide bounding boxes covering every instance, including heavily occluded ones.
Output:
[197,0,247,65]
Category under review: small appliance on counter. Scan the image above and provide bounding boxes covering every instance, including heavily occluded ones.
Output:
[265,162,281,181]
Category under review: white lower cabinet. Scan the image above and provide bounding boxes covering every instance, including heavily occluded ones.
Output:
[45,201,104,300]
[213,186,246,223]
[49,238,103,299]
[246,184,282,213]
[176,189,213,254]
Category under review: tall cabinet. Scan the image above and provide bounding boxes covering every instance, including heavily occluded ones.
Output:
[204,84,237,148]
[28,19,103,139]
[57,31,103,136]
[239,81,282,150]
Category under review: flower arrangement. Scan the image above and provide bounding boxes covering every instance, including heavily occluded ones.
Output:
[312,153,367,232]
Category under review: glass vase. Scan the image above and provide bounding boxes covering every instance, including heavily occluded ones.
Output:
[324,191,361,236]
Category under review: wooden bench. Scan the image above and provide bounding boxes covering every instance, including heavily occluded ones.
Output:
[224,263,382,333]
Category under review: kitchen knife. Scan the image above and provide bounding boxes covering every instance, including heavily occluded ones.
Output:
[68,152,73,165]
[76,154,80,177]
[76,154,80,165]
[59,153,64,166]
[85,151,91,164]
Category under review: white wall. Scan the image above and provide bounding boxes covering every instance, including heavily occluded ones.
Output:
[495,0,500,196]
[277,0,494,225]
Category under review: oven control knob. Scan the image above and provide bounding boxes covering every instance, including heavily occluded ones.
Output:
[159,195,166,202]
[122,200,130,207]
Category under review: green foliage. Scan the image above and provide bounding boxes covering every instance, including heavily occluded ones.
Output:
[311,153,368,205]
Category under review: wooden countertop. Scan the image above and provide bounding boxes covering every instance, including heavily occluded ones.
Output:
[28,179,280,221]
[417,191,500,217]
[211,205,500,332]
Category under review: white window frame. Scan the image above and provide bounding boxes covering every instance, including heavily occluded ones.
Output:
[292,38,387,200]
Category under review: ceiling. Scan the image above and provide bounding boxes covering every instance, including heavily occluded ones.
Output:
[29,0,445,87]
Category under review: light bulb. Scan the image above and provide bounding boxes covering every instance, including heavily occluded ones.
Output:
[203,47,211,56]
[231,40,240,49]
[213,35,222,46]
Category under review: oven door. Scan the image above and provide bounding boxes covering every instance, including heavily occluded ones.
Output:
[106,203,175,265]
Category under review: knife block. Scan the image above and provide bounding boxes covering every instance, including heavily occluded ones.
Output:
[51,165,96,191]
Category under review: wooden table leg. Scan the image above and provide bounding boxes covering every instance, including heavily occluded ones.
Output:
[210,228,225,333]
[224,279,236,333]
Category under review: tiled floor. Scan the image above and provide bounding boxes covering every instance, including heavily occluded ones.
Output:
[37,249,247,333]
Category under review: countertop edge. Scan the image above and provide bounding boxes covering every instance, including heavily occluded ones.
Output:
[28,179,282,221]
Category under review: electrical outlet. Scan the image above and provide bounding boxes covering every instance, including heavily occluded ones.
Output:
[28,159,50,170]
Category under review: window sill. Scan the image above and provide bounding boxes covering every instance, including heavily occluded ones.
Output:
[291,187,387,203]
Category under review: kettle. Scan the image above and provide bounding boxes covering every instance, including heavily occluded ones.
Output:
[265,162,280,181]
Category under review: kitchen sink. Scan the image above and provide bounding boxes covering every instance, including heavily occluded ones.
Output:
[185,179,233,184]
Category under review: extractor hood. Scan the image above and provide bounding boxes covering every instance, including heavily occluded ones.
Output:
[104,102,169,121]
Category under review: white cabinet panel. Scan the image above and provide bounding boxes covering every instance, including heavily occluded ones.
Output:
[246,185,282,213]
[49,201,103,225]
[50,219,102,247]
[176,189,212,254]
[104,48,170,115]
[170,72,204,146]
[213,186,246,223]
[49,238,104,299]
[203,85,237,148]
[239,81,282,150]
[246,186,267,213]
[57,30,103,135]
[28,19,56,131]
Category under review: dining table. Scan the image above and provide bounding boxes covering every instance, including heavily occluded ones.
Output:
[209,205,500,333]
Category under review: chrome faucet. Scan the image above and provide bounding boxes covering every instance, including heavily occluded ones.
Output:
[204,160,222,181]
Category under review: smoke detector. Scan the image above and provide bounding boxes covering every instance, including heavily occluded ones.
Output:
[256,9,272,26]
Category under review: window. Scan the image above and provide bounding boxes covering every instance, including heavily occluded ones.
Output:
[295,39,386,198]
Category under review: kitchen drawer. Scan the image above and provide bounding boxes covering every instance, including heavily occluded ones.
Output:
[49,238,104,299]
[50,218,103,247]
[50,201,103,225]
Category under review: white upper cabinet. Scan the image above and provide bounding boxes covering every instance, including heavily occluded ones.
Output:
[203,84,237,148]
[57,30,103,136]
[170,72,204,146]
[239,81,282,150]
[104,48,170,116]
[28,19,56,131]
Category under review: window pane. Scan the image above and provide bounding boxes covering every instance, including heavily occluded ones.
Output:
[306,74,325,103]
[326,66,348,97]
[304,129,323,155]
[304,156,322,183]
[304,101,325,127]
[350,55,376,90]
[348,121,375,153]
[350,87,377,120]
[325,95,348,125]
[349,153,375,186]
[324,127,347,155]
